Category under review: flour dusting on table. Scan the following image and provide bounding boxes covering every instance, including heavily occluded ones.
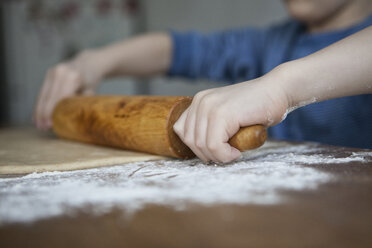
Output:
[0,141,370,225]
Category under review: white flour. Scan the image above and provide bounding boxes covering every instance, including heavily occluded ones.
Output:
[0,142,370,225]
[281,97,318,121]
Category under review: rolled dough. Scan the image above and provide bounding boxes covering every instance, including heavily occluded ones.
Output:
[0,128,166,175]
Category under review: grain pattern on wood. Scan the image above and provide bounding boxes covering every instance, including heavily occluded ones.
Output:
[53,96,267,158]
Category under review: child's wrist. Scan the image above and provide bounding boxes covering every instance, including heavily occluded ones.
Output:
[265,62,295,112]
[73,48,114,80]
[92,48,118,78]
[271,60,307,111]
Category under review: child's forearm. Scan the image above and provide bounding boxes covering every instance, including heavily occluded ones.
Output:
[281,26,372,111]
[94,32,172,78]
[172,26,372,163]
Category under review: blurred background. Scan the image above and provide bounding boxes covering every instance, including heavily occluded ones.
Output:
[0,0,288,126]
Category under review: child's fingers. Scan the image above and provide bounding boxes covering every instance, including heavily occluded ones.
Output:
[184,94,213,162]
[35,64,83,130]
[40,70,67,129]
[174,107,209,162]
[35,70,54,130]
[175,90,240,163]
[184,111,209,162]
[194,117,217,162]
[173,106,188,135]
[42,69,81,129]
[206,120,241,163]
[194,102,219,162]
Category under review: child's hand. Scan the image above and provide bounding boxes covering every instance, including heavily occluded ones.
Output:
[34,33,172,130]
[34,50,106,130]
[173,71,289,163]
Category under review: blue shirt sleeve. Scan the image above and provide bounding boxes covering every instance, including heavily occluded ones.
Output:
[167,28,268,83]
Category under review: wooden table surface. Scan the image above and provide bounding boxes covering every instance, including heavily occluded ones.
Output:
[1,141,372,248]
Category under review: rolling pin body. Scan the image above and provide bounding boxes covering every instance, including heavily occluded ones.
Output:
[53,96,266,158]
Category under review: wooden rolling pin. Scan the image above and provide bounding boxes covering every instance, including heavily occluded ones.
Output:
[52,96,267,158]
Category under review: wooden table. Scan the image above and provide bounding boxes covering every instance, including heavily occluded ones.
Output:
[1,141,372,248]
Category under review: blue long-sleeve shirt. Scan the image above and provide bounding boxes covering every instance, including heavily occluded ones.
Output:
[168,15,372,149]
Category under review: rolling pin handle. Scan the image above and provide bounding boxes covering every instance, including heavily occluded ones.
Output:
[228,125,267,151]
